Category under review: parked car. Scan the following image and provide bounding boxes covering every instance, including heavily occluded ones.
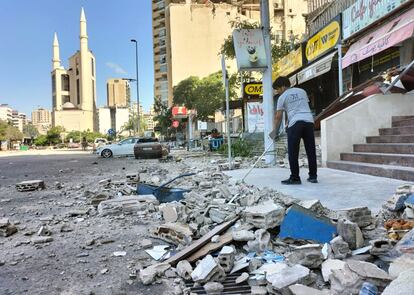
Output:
[96,137,139,158]
[93,138,108,151]
[134,137,166,159]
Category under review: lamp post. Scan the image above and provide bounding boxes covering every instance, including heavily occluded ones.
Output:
[130,39,140,135]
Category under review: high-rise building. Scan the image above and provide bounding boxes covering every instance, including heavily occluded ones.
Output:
[152,0,308,107]
[0,104,13,123]
[32,108,51,135]
[51,8,97,132]
[107,79,131,108]
[11,110,26,132]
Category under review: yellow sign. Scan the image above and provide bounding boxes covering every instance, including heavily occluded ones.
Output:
[305,20,340,62]
[244,83,263,95]
[272,46,302,80]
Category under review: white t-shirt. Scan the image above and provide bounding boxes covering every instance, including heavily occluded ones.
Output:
[276,87,314,128]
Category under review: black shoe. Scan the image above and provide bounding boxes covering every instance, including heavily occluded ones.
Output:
[307,177,318,183]
[281,178,302,185]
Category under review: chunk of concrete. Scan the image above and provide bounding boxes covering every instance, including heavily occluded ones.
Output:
[159,202,185,223]
[347,260,391,288]
[388,254,414,279]
[191,255,226,283]
[382,269,414,295]
[247,229,270,253]
[244,200,285,229]
[383,193,410,212]
[404,194,414,210]
[98,195,156,216]
[139,263,171,285]
[279,204,337,243]
[329,264,362,295]
[287,244,324,269]
[0,219,18,237]
[321,259,346,282]
[266,264,310,291]
[251,286,267,295]
[176,260,193,280]
[337,207,372,228]
[330,236,351,259]
[151,222,193,246]
[337,219,364,250]
[31,236,53,244]
[203,282,224,295]
[369,239,395,257]
[289,284,331,295]
[232,229,255,241]
[235,272,249,284]
[218,246,235,273]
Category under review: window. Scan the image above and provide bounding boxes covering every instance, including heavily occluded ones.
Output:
[52,95,56,108]
[61,74,70,91]
[92,80,95,101]
[62,95,70,103]
[76,79,80,105]
[51,74,56,93]
[160,65,167,72]
[91,58,95,76]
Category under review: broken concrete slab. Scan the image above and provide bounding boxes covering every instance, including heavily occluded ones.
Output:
[382,269,414,295]
[337,207,372,228]
[191,255,225,283]
[217,246,235,273]
[15,180,45,192]
[203,282,224,295]
[98,195,156,216]
[369,239,395,257]
[266,264,311,292]
[247,229,270,253]
[329,264,362,295]
[235,272,249,284]
[279,204,337,243]
[388,254,414,278]
[151,222,193,246]
[244,200,285,229]
[251,285,267,295]
[0,218,18,237]
[287,244,324,269]
[31,236,53,244]
[337,219,364,250]
[159,202,185,223]
[321,259,346,282]
[330,236,351,259]
[232,229,255,241]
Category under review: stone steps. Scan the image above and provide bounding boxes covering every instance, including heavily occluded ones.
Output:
[340,152,414,168]
[367,135,414,143]
[392,118,414,127]
[379,126,414,136]
[354,143,414,154]
[327,161,414,182]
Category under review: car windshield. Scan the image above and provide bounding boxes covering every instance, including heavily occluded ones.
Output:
[119,138,136,145]
[138,138,159,143]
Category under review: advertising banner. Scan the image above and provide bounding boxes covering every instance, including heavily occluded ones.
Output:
[305,17,341,63]
[342,0,408,39]
[247,102,264,133]
[272,46,303,80]
[233,29,267,71]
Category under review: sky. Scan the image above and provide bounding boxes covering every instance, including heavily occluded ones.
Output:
[0,0,154,118]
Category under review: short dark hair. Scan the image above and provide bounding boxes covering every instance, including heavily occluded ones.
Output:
[272,76,290,89]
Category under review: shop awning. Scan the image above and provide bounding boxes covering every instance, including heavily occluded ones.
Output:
[297,52,337,84]
[342,8,414,69]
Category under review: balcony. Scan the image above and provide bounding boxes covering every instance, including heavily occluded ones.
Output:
[273,1,283,10]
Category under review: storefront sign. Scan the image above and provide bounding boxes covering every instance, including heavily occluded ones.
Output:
[342,7,414,69]
[172,120,179,128]
[247,102,264,133]
[233,29,267,71]
[343,0,409,39]
[297,52,336,84]
[305,18,341,62]
[244,83,263,96]
[172,106,187,117]
[272,46,303,80]
[197,121,208,130]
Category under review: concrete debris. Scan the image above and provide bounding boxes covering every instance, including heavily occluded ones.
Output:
[382,269,414,295]
[369,239,395,257]
[289,284,331,295]
[247,229,270,253]
[151,222,193,246]
[321,259,346,282]
[37,226,52,236]
[244,200,285,229]
[31,236,53,244]
[337,207,372,228]
[337,219,364,250]
[176,260,193,280]
[203,282,224,295]
[98,195,157,216]
[217,246,235,272]
[191,255,225,283]
[140,239,153,249]
[251,286,268,295]
[139,263,171,285]
[235,272,249,284]
[15,180,45,192]
[159,202,185,223]
[125,173,139,184]
[287,244,324,268]
[266,263,311,293]
[232,229,255,241]
[0,218,18,237]
[388,254,414,278]
[330,236,351,259]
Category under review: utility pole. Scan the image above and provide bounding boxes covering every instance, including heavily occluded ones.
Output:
[260,0,275,164]
[222,55,232,169]
[130,39,140,135]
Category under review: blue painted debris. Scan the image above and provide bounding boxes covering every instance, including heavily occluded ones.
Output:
[279,204,337,243]
[404,194,414,208]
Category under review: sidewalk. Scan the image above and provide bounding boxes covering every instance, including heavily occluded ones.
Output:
[224,167,411,212]
[0,149,92,158]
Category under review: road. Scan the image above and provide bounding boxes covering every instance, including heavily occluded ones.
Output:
[0,152,180,295]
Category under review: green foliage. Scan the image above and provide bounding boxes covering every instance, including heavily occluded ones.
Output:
[153,97,173,136]
[0,120,8,141]
[66,130,107,143]
[23,124,39,138]
[34,135,48,146]
[120,112,147,136]
[218,139,254,158]
[46,126,65,145]
[173,72,229,121]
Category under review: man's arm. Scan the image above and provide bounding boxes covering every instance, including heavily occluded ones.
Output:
[269,110,284,140]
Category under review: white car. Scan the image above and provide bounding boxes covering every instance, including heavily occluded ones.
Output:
[96,137,139,158]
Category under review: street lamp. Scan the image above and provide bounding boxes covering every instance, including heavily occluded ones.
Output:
[130,39,140,135]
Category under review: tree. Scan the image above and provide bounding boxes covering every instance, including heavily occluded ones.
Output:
[66,130,107,143]
[46,126,65,145]
[153,98,173,136]
[0,120,8,142]
[120,112,148,136]
[34,135,48,146]
[23,124,39,139]
[172,76,200,109]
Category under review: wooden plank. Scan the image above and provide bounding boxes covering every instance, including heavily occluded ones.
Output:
[164,218,238,266]
[188,230,233,263]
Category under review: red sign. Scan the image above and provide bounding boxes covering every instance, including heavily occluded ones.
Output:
[172,106,187,116]
[172,121,179,128]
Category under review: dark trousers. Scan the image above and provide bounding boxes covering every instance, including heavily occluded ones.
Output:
[287,121,317,180]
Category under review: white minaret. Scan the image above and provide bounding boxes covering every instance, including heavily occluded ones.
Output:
[79,7,92,111]
[52,32,61,70]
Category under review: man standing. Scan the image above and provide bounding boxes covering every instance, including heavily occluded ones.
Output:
[271,76,317,184]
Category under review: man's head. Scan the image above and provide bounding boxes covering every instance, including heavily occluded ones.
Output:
[273,76,290,94]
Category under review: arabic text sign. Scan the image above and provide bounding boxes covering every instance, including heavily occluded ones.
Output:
[305,18,340,62]
[272,46,303,80]
[343,0,408,39]
[247,102,264,133]
[233,29,267,71]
